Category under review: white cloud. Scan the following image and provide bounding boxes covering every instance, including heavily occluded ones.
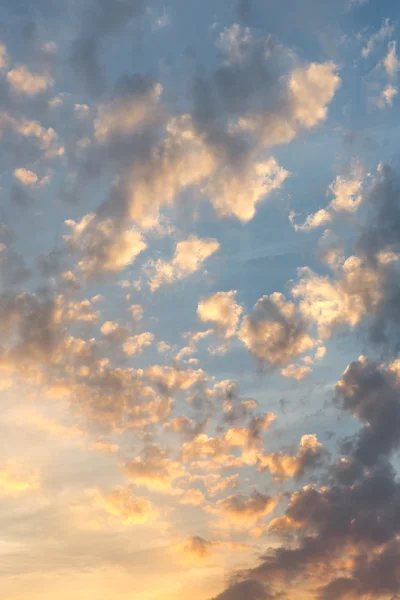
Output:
[361,18,394,58]
[197,291,243,339]
[148,235,219,291]
[384,41,399,79]
[122,332,154,356]
[13,168,50,188]
[64,214,147,277]
[7,65,54,96]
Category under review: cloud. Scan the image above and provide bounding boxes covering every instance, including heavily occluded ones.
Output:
[179,488,205,507]
[212,580,269,600]
[7,65,54,96]
[291,168,364,231]
[197,291,243,340]
[122,332,154,356]
[64,214,147,277]
[58,24,340,287]
[0,461,40,497]
[147,235,220,291]
[0,112,64,159]
[173,536,213,562]
[146,365,207,396]
[90,486,159,525]
[361,18,394,58]
[336,356,400,465]
[123,445,185,494]
[280,364,311,380]
[13,168,50,188]
[0,42,9,70]
[214,490,277,524]
[179,412,275,470]
[212,356,400,600]
[292,256,382,338]
[238,293,315,367]
[94,77,163,141]
[292,163,400,345]
[317,229,346,271]
[205,157,289,222]
[384,41,399,79]
[379,84,398,107]
[258,434,327,479]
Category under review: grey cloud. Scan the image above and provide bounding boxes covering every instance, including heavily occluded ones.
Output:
[336,357,400,466]
[212,357,400,599]
[213,579,270,600]
[69,0,147,94]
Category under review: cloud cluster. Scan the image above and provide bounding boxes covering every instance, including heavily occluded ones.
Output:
[212,356,400,599]
[59,23,339,276]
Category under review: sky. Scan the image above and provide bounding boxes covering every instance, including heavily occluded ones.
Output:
[2,0,400,599]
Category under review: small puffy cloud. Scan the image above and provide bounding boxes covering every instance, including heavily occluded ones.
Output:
[64,214,146,277]
[100,320,121,336]
[197,290,243,339]
[239,292,315,367]
[148,235,219,291]
[0,461,40,497]
[289,61,341,129]
[290,208,331,232]
[91,486,159,525]
[379,84,398,108]
[384,41,399,79]
[129,304,143,321]
[157,340,171,353]
[74,103,91,118]
[122,332,154,356]
[48,94,65,109]
[13,168,50,188]
[0,112,64,158]
[328,172,364,213]
[7,64,54,96]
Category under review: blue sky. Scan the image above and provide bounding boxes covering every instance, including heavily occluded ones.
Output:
[2,1,400,599]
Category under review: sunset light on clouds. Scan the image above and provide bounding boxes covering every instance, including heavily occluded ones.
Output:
[2,1,400,599]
